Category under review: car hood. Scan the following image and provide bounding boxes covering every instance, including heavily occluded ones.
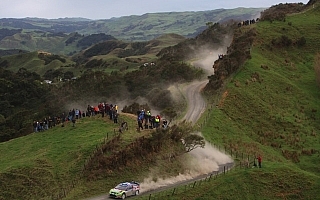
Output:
[109,188,124,194]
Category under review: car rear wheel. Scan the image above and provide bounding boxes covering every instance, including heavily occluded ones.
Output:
[121,193,126,199]
[135,190,139,196]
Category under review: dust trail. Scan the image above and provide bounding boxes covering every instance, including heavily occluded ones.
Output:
[140,43,233,193]
[140,136,232,193]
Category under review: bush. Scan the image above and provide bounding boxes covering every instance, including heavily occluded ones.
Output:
[296,37,306,47]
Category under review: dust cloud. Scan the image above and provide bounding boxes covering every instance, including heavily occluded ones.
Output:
[139,133,233,193]
[191,35,232,75]
[139,39,233,193]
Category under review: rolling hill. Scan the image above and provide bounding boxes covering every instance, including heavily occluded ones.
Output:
[0,7,263,54]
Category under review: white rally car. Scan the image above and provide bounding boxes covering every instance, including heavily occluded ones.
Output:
[109,181,140,199]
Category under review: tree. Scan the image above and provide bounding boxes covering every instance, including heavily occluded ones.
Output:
[63,71,74,80]
[206,22,213,27]
[182,134,205,152]
[315,53,320,88]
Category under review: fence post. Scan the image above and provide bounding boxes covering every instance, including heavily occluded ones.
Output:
[172,188,176,196]
[192,181,197,188]
[209,174,212,181]
[149,193,152,200]
[224,166,226,174]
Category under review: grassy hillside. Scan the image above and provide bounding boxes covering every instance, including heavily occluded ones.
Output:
[0,114,195,199]
[0,116,121,199]
[0,51,78,77]
[0,33,185,77]
[0,114,190,199]
[136,3,320,200]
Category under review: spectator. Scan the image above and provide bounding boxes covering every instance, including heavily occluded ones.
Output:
[33,121,38,132]
[113,112,118,123]
[257,155,262,168]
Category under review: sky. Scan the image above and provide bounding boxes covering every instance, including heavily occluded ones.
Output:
[0,0,309,20]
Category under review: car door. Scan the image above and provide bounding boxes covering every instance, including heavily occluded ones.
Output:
[127,185,133,196]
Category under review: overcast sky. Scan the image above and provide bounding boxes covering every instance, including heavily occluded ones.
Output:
[0,0,309,20]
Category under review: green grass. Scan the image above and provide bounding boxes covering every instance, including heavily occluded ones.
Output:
[0,113,190,199]
[0,116,117,173]
[0,115,141,199]
[137,163,320,200]
[0,51,78,76]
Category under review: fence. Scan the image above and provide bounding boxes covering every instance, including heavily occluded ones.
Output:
[140,145,257,200]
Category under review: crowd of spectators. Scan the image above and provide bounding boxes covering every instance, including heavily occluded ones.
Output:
[32,103,168,133]
[32,103,119,132]
[136,109,168,131]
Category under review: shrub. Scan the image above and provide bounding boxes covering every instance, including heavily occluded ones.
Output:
[296,37,306,47]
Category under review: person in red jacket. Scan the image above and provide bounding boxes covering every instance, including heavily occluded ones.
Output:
[257,155,262,168]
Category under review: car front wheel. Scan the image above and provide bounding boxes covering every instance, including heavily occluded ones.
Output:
[135,190,139,196]
[121,193,126,199]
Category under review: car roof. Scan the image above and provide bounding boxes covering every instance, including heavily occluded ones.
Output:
[117,182,131,186]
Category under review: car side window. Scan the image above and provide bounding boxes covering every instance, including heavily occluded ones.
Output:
[127,185,133,190]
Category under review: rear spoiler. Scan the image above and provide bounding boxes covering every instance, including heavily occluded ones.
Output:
[130,181,140,185]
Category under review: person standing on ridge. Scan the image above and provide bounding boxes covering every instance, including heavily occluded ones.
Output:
[257,155,262,168]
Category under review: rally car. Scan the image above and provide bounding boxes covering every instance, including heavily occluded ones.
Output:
[109,181,140,199]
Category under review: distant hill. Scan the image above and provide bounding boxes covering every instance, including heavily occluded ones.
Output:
[0,7,263,55]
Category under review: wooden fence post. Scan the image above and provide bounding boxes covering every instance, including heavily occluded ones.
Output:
[149,193,152,200]
[224,166,226,174]
[172,188,176,196]
[192,181,197,188]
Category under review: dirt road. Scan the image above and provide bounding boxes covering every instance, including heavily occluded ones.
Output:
[181,80,208,124]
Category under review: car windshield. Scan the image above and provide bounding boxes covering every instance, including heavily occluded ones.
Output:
[115,184,128,190]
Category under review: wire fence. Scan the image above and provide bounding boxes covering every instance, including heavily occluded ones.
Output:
[139,145,257,200]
